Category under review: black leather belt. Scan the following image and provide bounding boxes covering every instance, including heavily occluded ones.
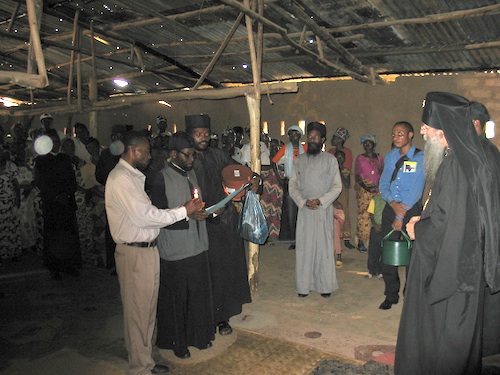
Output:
[123,240,157,248]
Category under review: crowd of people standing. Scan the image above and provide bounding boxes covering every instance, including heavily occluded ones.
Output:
[1,94,498,375]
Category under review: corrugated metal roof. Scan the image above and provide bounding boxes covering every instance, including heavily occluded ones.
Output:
[0,0,499,107]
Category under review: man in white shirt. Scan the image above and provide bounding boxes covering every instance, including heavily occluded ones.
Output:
[105,131,203,375]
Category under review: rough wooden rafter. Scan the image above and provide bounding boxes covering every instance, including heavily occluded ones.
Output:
[0,0,48,88]
[218,0,373,83]
[0,81,298,117]
[192,12,245,89]
[277,0,384,83]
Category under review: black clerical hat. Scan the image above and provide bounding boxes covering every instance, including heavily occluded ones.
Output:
[306,122,326,138]
[169,131,193,151]
[422,92,469,129]
[185,114,211,133]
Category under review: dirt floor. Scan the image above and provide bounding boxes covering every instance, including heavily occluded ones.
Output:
[1,241,499,374]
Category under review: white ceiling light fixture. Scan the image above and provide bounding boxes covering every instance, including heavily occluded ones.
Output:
[113,79,129,87]
[158,100,172,107]
[92,36,110,45]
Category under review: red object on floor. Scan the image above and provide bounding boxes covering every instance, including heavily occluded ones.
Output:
[372,352,395,365]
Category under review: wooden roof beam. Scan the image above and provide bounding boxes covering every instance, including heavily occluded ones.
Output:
[193,12,245,89]
[218,0,372,83]
[327,3,500,33]
[353,39,500,58]
[0,0,48,89]
[0,81,298,117]
[3,3,498,56]
[278,0,384,83]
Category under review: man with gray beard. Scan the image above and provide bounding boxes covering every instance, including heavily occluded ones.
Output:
[422,129,446,186]
[395,92,500,375]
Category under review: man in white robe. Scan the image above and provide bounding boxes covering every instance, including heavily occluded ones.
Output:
[289,122,342,298]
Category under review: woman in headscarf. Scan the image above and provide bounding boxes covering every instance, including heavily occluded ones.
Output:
[328,126,354,249]
[272,125,307,249]
[354,134,384,252]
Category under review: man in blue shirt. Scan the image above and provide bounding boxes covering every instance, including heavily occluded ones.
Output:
[378,121,425,310]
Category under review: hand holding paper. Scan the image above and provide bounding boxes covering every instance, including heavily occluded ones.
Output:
[205,183,250,214]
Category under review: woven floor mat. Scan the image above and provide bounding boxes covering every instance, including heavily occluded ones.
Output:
[165,328,347,375]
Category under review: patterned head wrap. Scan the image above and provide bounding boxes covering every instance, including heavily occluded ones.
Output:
[156,115,167,125]
[333,127,350,141]
[360,134,377,145]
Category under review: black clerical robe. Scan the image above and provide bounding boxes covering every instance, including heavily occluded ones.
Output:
[192,147,251,324]
[395,149,485,375]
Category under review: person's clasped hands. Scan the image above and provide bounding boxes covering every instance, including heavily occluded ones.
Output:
[306,198,321,210]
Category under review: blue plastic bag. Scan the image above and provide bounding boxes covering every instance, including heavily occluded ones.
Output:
[239,190,269,244]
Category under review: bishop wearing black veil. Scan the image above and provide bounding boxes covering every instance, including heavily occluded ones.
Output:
[395,92,500,375]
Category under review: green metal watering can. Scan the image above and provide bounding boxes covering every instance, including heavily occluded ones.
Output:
[381,229,412,266]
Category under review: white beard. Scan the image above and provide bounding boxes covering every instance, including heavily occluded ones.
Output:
[424,133,446,185]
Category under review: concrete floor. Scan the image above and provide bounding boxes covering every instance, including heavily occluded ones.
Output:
[1,241,498,374]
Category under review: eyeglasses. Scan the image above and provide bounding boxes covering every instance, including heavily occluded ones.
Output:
[178,150,197,160]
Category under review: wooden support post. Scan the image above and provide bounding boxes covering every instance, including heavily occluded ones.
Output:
[89,21,98,138]
[246,94,261,296]
[67,10,79,106]
[77,27,82,111]
[256,0,263,76]
[6,0,49,88]
[244,0,263,296]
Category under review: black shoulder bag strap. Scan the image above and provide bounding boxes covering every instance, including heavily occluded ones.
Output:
[390,148,421,183]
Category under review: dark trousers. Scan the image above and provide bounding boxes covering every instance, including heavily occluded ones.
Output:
[367,226,383,276]
[104,215,116,269]
[380,202,421,303]
[279,179,298,242]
